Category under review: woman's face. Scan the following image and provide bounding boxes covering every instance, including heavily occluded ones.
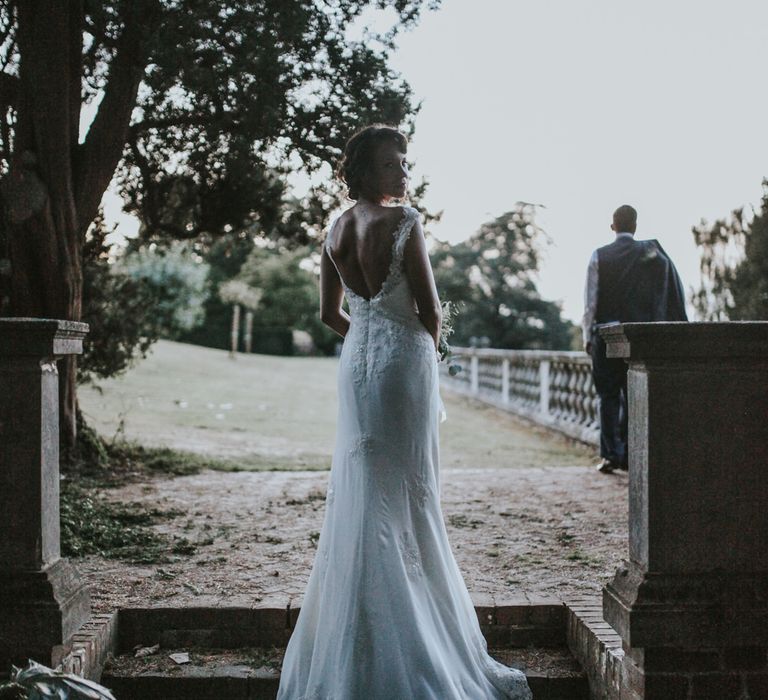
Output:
[365,139,409,203]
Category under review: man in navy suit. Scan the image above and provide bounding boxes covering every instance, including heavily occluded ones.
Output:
[582,205,687,473]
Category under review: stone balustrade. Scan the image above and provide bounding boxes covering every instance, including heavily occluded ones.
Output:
[440,347,599,446]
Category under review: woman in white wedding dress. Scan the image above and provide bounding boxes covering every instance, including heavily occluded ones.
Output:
[277,126,532,700]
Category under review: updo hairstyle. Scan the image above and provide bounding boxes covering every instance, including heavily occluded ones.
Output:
[337,125,408,201]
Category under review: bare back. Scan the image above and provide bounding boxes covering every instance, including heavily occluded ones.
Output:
[326,205,407,300]
[320,203,441,349]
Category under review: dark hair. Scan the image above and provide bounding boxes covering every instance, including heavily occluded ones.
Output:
[613,204,638,232]
[337,125,408,200]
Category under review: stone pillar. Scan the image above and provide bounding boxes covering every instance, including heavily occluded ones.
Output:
[0,319,91,668]
[601,322,768,700]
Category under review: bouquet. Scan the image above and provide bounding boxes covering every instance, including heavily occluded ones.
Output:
[438,300,462,376]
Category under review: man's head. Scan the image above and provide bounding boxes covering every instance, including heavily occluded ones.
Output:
[611,205,637,235]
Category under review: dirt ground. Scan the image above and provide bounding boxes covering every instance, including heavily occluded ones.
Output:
[77,343,628,612]
[79,465,628,612]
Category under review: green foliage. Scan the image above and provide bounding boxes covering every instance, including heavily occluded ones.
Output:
[60,480,170,563]
[177,233,256,350]
[80,215,167,383]
[1,0,438,368]
[79,216,210,383]
[430,204,574,349]
[692,180,768,320]
[235,244,338,354]
[85,1,440,365]
[62,436,239,562]
[119,0,437,248]
[3,661,117,700]
[0,682,25,700]
[116,241,210,332]
[218,279,263,310]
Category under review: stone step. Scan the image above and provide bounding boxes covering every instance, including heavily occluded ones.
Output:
[115,600,568,652]
[565,597,624,698]
[102,646,588,700]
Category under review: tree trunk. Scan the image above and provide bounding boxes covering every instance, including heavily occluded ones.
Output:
[7,3,84,456]
[230,304,241,358]
[244,310,253,353]
[3,2,151,459]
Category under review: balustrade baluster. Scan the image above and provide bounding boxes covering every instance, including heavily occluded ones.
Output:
[440,347,600,446]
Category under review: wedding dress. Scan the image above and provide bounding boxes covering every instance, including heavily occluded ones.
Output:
[277,206,532,700]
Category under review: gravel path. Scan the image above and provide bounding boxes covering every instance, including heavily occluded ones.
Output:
[77,344,627,612]
[80,465,628,612]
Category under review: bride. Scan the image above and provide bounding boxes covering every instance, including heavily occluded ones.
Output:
[277,125,532,700]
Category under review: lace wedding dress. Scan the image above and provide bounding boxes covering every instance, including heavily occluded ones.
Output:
[277,207,532,700]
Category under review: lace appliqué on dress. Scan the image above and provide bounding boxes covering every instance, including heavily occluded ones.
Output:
[350,338,369,388]
[399,531,421,578]
[408,470,431,508]
[481,656,533,700]
[298,689,330,700]
[348,434,374,458]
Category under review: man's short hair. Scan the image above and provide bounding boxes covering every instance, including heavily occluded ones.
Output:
[613,205,637,232]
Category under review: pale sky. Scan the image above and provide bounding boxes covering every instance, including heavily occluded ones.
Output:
[384,0,768,321]
[103,0,768,323]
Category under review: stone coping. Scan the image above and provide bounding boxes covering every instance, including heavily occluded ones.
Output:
[450,346,590,362]
[102,646,589,699]
[601,321,768,360]
[0,318,89,356]
[115,598,569,653]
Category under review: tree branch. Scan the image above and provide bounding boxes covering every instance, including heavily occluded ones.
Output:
[0,70,18,111]
[129,110,242,135]
[68,0,83,156]
[74,1,158,237]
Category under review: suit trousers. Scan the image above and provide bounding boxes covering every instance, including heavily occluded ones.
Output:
[590,331,628,467]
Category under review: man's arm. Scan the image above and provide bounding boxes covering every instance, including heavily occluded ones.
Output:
[582,250,598,353]
[667,260,688,321]
[653,240,689,322]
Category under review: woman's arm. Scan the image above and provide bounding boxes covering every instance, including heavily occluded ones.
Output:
[320,246,350,338]
[403,218,441,350]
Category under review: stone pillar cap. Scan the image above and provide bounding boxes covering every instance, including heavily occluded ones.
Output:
[0,318,89,357]
[600,321,768,360]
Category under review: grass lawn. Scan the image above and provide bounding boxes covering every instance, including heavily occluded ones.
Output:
[79,340,594,471]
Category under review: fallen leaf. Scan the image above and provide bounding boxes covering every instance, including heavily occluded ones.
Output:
[134,644,160,658]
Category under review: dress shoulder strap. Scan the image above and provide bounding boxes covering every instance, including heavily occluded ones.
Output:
[324,215,344,252]
[392,206,419,259]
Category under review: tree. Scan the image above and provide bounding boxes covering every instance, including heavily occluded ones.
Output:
[80,216,210,383]
[218,278,263,356]
[232,244,338,355]
[0,0,438,454]
[430,204,573,350]
[119,242,209,330]
[692,180,768,321]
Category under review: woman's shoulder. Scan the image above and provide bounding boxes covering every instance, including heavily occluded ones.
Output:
[383,205,420,231]
[328,204,419,243]
[324,208,355,247]
[392,204,419,218]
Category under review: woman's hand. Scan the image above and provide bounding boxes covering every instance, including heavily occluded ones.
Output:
[320,246,350,338]
[403,218,441,350]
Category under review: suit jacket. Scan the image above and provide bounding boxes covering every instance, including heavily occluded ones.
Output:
[595,236,688,326]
